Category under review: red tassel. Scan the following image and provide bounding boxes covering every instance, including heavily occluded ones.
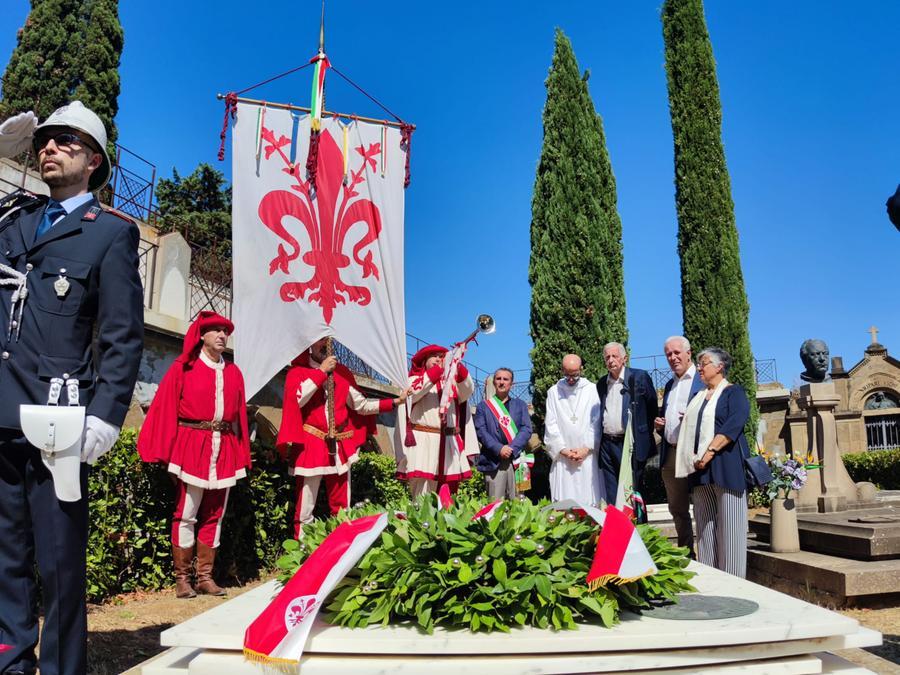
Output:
[400,124,414,188]
[218,92,238,161]
[404,423,416,447]
[306,129,321,192]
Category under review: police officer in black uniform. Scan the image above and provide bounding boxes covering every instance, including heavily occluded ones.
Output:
[0,102,143,675]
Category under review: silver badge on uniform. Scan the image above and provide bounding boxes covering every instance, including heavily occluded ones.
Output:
[54,268,70,298]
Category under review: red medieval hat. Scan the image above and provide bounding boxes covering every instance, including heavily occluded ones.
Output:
[180,311,234,362]
[409,344,448,376]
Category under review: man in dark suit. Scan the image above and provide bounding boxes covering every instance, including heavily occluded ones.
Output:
[473,367,533,499]
[654,336,704,553]
[0,102,143,675]
[597,342,658,517]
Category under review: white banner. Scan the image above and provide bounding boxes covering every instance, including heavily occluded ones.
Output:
[232,103,407,397]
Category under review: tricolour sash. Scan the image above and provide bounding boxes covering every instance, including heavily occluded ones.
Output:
[485,395,518,443]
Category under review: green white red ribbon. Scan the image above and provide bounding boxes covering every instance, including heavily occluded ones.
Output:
[485,395,518,443]
[309,52,331,131]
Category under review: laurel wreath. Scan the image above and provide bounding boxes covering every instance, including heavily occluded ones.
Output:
[276,497,695,634]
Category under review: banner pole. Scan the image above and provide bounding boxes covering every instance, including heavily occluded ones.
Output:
[215,94,414,130]
[326,336,337,459]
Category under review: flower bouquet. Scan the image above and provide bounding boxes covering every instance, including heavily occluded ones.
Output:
[765,458,808,501]
[765,458,808,553]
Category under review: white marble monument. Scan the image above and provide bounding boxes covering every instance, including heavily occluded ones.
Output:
[132,562,881,674]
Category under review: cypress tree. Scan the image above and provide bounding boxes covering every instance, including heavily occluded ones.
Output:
[529,29,628,428]
[72,0,123,146]
[661,0,757,418]
[0,0,83,122]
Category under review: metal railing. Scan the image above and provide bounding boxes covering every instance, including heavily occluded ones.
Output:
[101,144,157,222]
[137,238,158,308]
[631,355,778,390]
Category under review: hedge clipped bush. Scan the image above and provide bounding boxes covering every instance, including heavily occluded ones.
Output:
[844,449,900,490]
[87,428,172,600]
[85,431,411,602]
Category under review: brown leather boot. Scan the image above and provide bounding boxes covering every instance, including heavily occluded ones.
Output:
[173,545,196,599]
[195,541,226,596]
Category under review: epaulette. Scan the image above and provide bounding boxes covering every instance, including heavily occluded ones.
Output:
[96,204,137,226]
[0,189,46,230]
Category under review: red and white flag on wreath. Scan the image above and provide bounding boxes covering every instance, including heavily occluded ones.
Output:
[231,103,409,397]
[244,513,388,665]
[471,500,503,521]
[437,483,453,510]
[586,505,657,590]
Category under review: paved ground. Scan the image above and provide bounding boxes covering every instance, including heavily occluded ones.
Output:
[85,579,900,675]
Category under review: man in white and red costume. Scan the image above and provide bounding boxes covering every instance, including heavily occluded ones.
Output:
[138,311,252,598]
[277,337,406,538]
[397,345,479,497]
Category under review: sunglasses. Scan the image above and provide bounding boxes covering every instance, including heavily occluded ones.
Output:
[33,131,97,153]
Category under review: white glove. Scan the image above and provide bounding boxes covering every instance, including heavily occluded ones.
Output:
[0,111,37,159]
[81,415,120,465]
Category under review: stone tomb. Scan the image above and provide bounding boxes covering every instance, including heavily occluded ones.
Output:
[131,562,881,674]
[750,339,900,603]
[752,504,900,561]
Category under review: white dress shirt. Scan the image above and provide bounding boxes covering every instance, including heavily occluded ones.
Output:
[602,372,625,435]
[664,364,697,445]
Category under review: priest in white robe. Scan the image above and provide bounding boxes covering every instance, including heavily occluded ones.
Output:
[543,354,604,506]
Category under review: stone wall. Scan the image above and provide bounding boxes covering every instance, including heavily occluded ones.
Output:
[0,158,48,199]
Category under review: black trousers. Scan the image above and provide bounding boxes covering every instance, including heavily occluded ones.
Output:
[599,435,647,523]
[0,435,88,675]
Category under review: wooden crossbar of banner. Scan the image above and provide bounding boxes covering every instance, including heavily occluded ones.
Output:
[215,94,415,130]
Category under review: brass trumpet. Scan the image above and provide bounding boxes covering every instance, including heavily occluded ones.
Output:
[460,313,496,345]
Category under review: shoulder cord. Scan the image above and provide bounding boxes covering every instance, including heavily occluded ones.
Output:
[0,261,27,341]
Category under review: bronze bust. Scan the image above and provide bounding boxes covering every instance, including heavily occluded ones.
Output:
[799,339,830,383]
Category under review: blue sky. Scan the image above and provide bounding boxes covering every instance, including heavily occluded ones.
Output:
[2,1,897,386]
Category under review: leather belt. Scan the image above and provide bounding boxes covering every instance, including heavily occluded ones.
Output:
[178,419,233,433]
[412,424,459,436]
[303,424,353,441]
[604,433,625,440]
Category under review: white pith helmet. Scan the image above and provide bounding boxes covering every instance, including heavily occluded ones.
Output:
[34,101,112,192]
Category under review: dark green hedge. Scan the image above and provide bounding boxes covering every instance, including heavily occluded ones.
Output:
[844,449,900,490]
[85,429,405,602]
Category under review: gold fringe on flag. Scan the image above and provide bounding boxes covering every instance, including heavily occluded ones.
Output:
[243,647,300,671]
[586,567,657,592]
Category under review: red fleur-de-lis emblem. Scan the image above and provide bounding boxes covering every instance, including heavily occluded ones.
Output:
[258,126,383,324]
[284,595,319,629]
[501,416,510,426]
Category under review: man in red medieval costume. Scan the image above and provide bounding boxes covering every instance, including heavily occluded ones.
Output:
[396,345,479,498]
[138,311,252,598]
[277,337,407,538]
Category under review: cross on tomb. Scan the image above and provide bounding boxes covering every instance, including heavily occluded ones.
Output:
[868,325,879,344]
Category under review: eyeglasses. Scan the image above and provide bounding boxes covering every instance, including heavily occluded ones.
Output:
[33,132,96,153]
